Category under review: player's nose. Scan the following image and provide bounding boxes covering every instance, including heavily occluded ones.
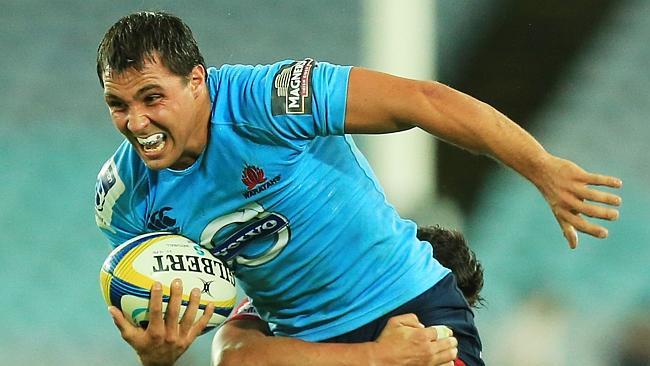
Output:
[126,113,150,133]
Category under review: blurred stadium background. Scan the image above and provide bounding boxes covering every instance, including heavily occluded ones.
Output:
[1,0,648,365]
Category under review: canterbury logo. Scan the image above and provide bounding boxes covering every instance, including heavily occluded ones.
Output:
[241,165,267,190]
[147,207,178,232]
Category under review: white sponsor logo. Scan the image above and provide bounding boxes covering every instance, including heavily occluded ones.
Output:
[272,59,314,115]
[95,159,125,233]
[200,202,291,267]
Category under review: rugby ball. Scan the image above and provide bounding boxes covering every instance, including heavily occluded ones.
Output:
[99,232,236,333]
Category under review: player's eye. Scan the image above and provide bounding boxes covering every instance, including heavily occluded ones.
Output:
[144,94,162,104]
[107,101,127,111]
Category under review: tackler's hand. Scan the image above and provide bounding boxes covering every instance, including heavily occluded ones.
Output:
[372,313,458,366]
[108,279,215,366]
[534,155,622,249]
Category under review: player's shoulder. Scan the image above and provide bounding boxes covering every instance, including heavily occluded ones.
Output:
[207,58,347,93]
[95,141,148,215]
[95,141,149,240]
[208,59,316,83]
[206,59,350,141]
[210,59,294,73]
[207,61,284,89]
[96,140,147,189]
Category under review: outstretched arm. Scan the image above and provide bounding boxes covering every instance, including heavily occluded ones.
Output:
[345,68,622,248]
[212,312,457,366]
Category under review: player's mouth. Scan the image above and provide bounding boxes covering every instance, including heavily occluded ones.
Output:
[136,133,167,153]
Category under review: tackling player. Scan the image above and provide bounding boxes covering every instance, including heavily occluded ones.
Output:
[95,11,622,366]
[212,225,484,366]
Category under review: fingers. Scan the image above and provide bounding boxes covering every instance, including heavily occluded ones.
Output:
[578,185,622,207]
[562,189,620,222]
[585,173,622,188]
[541,158,622,248]
[559,221,578,249]
[574,183,621,221]
[165,279,183,335]
[558,206,607,239]
[575,199,620,221]
[428,325,453,340]
[555,179,622,248]
[179,287,201,336]
[187,302,215,340]
[109,306,137,341]
[430,336,458,365]
[147,281,164,331]
[149,279,211,343]
[389,313,425,328]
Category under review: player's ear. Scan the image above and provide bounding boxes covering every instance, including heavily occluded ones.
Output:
[189,64,206,96]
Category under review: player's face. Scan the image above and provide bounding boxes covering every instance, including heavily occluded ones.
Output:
[102,56,208,171]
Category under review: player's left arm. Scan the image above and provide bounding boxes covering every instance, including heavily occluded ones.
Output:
[344,67,622,249]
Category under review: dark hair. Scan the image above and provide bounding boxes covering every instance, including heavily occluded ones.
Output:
[96,11,205,87]
[417,225,485,308]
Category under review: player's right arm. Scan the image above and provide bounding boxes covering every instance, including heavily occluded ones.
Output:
[212,302,457,366]
[109,279,215,366]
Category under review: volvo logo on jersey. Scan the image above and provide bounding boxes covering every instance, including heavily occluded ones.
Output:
[209,212,289,262]
[241,165,281,198]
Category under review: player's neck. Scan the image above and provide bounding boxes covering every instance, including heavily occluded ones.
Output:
[169,90,211,170]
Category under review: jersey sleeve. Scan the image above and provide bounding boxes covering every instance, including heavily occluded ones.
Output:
[94,150,147,247]
[224,296,263,323]
[215,59,352,146]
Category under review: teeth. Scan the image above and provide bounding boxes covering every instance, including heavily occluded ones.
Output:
[136,133,166,152]
[137,133,164,146]
[144,139,166,152]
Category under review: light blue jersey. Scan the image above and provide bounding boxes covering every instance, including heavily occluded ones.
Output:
[95,59,450,341]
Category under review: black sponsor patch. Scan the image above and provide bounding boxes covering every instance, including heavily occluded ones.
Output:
[271,58,315,115]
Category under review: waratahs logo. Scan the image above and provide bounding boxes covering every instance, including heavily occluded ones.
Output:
[241,165,266,190]
[241,165,281,198]
[147,207,178,232]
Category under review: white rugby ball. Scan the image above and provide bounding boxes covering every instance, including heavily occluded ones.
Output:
[99,232,236,333]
